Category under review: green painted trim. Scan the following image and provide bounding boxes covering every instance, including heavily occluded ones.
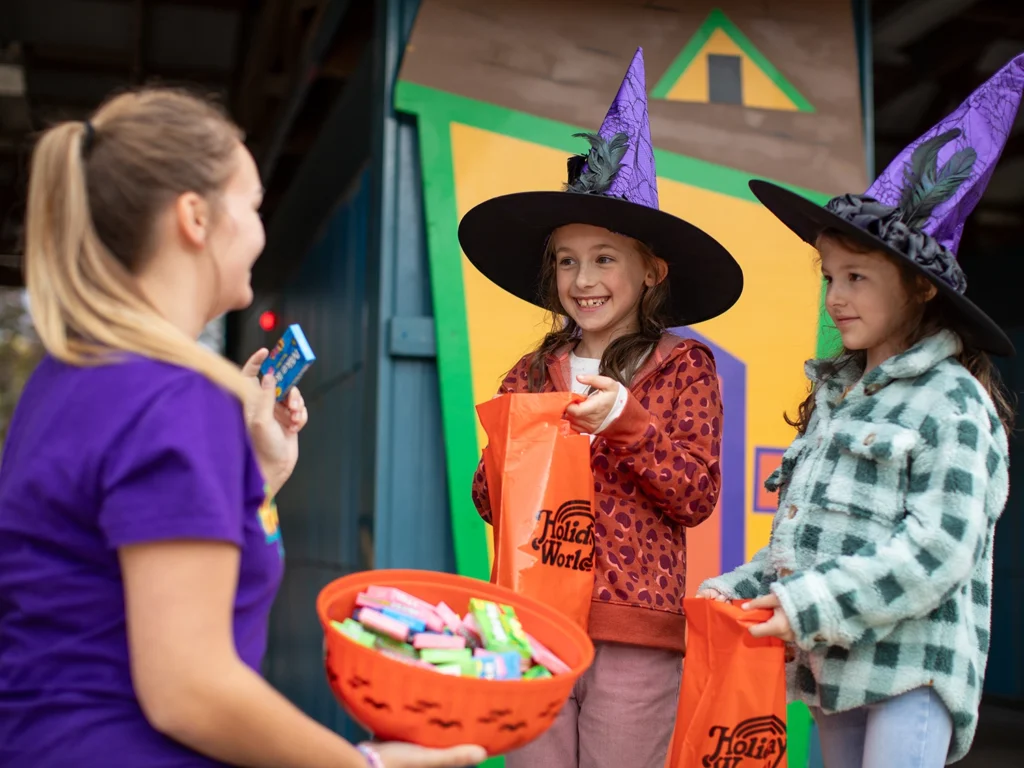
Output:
[787,701,814,767]
[651,7,815,113]
[650,10,718,100]
[397,82,491,583]
[712,9,815,113]
[815,282,842,359]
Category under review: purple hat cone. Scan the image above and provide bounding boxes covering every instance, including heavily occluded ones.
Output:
[867,53,1024,254]
[596,47,659,209]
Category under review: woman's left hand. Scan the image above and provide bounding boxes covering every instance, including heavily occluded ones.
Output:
[565,374,620,434]
[744,593,796,642]
[241,349,309,497]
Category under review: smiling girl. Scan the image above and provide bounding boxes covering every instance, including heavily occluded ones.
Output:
[699,54,1023,767]
[459,49,743,768]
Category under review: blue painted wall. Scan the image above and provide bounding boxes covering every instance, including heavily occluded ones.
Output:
[361,0,451,574]
[231,0,451,736]
[365,106,455,574]
[259,173,374,740]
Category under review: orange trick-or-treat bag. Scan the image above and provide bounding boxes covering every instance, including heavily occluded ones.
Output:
[476,392,596,632]
[665,597,788,768]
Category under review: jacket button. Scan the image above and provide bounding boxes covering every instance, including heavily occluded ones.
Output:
[864,433,876,445]
[787,504,798,519]
[779,568,793,578]
[865,384,880,395]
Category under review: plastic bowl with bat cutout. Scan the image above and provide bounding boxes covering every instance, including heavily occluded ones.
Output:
[317,569,595,756]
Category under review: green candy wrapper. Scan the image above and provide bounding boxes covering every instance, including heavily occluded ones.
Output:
[523,665,553,680]
[468,598,517,654]
[498,604,532,660]
[331,619,376,648]
[433,663,463,676]
[420,648,473,665]
[374,635,418,658]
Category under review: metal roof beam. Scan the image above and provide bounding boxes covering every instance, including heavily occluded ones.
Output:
[258,0,355,182]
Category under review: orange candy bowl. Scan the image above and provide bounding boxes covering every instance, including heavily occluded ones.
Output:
[316,569,595,755]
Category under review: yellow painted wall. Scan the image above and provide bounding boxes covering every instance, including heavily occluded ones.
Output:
[451,121,821,563]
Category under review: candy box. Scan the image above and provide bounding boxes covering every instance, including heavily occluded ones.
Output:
[340,590,566,680]
[260,323,316,401]
[318,569,594,755]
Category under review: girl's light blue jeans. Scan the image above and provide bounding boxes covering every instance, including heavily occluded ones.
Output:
[810,687,953,768]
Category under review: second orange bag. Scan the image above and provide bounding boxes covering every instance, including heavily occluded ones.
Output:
[665,597,788,768]
[476,392,596,632]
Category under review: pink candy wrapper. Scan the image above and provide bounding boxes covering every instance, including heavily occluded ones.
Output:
[357,608,410,643]
[434,601,464,633]
[355,593,390,611]
[413,633,467,650]
[525,632,571,675]
[367,586,438,617]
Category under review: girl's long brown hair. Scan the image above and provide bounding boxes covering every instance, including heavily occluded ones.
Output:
[24,87,251,400]
[787,230,1016,436]
[526,237,670,392]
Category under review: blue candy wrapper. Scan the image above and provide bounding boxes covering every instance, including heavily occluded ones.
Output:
[381,607,427,634]
[260,324,316,401]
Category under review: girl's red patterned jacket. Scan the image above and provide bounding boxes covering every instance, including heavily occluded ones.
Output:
[472,333,723,652]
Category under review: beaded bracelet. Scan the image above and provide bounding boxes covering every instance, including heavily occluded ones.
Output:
[357,744,385,768]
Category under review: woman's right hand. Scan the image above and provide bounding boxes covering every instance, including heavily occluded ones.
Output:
[367,742,488,767]
[695,588,728,602]
[240,348,307,497]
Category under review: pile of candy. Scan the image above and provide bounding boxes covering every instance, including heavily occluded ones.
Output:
[330,586,570,680]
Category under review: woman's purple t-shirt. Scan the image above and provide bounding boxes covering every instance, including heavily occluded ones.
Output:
[0,356,285,767]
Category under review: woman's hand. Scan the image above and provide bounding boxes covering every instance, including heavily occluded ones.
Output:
[241,349,308,497]
[565,374,620,434]
[744,593,796,642]
[695,588,728,602]
[365,742,487,768]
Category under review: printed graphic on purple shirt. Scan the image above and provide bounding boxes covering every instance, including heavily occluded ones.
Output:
[258,488,285,559]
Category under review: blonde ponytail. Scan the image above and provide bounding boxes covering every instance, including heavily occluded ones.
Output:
[24,89,251,401]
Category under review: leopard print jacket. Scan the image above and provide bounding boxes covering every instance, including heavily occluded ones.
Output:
[472,334,723,652]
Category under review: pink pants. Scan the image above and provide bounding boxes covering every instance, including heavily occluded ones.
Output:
[505,642,683,768]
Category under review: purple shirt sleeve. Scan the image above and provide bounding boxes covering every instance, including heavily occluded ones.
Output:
[99,373,255,549]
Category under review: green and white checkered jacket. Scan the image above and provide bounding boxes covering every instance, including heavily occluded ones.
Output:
[701,330,1009,764]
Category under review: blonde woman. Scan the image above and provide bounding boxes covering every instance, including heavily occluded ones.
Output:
[0,88,485,768]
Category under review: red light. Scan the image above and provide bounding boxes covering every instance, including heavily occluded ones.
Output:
[258,310,278,332]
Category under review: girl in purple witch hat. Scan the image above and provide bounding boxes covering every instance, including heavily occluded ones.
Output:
[460,49,742,768]
[699,53,1024,767]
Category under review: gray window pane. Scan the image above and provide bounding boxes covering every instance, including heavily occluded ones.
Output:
[708,54,742,105]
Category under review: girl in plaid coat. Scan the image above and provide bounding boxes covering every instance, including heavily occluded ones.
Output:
[700,54,1024,767]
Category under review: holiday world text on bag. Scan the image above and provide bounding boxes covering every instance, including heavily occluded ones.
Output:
[477,393,596,632]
